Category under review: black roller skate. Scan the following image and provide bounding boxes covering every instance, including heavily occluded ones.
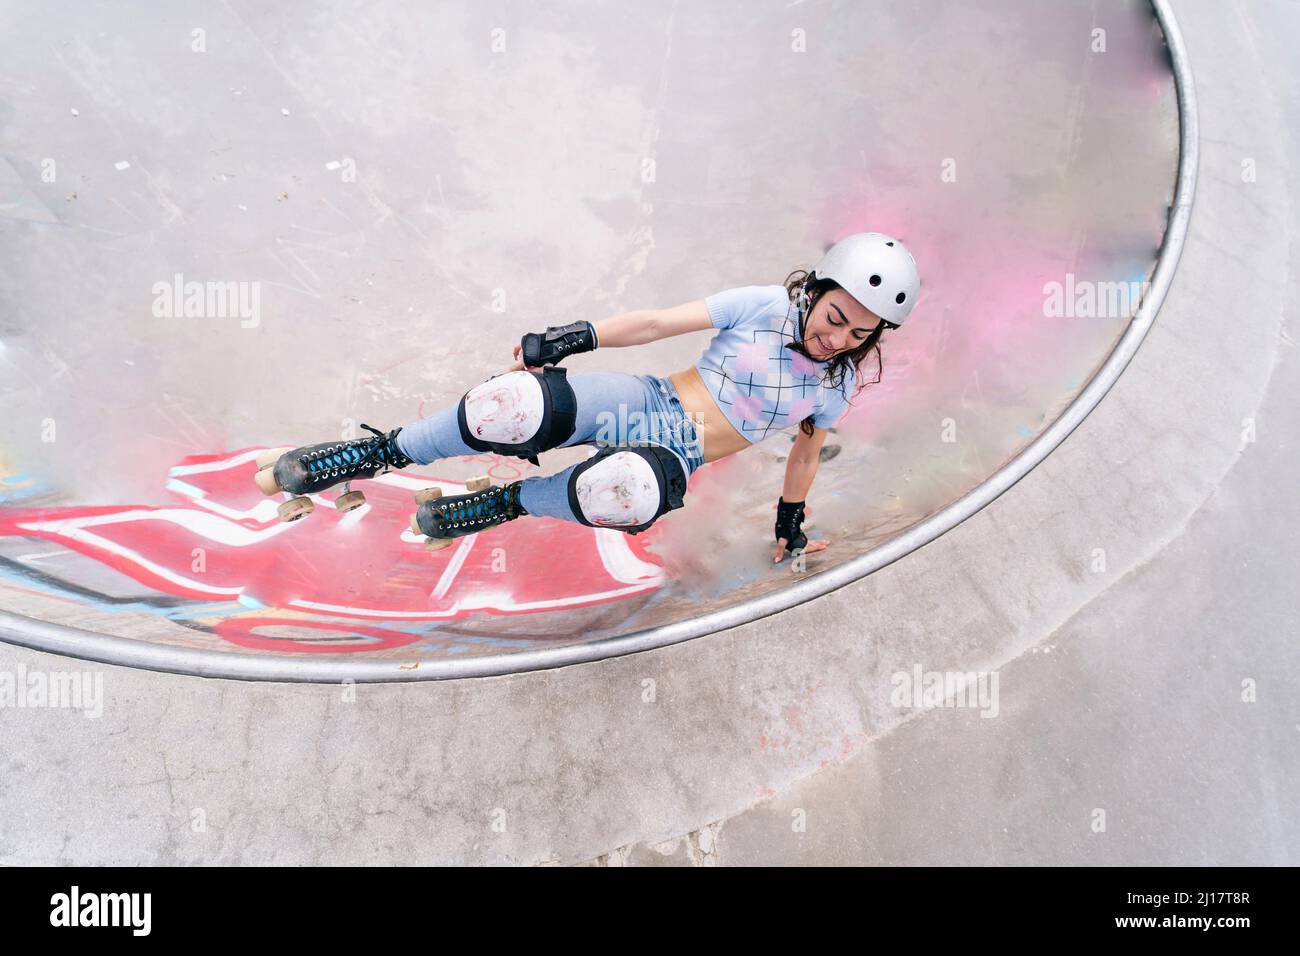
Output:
[408,478,529,551]
[254,424,414,522]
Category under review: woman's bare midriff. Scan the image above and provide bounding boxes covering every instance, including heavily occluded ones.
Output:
[668,367,751,463]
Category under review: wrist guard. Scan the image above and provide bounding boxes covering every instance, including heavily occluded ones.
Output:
[521,321,597,367]
[774,497,808,553]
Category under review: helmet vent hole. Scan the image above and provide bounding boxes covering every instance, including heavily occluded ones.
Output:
[869,274,882,287]
[885,241,894,246]
[895,292,907,304]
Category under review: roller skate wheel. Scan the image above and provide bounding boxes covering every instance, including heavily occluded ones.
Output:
[255,447,291,470]
[425,537,453,552]
[414,486,444,505]
[254,467,283,496]
[335,490,366,512]
[465,476,491,492]
[277,496,314,522]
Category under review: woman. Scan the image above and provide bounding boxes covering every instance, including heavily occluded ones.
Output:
[254,232,919,563]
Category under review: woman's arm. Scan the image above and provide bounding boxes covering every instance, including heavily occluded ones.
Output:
[590,300,712,347]
[509,300,713,370]
[774,425,832,561]
[782,426,827,501]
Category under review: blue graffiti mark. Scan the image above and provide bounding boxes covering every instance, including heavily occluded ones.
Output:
[0,472,48,503]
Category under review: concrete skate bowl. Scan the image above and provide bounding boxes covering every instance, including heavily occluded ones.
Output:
[0,0,1194,680]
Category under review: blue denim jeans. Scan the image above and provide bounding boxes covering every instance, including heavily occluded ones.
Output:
[395,371,704,524]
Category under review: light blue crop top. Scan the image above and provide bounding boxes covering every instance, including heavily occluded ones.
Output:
[697,285,857,442]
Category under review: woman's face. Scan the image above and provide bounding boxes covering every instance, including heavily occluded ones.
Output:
[803,287,884,360]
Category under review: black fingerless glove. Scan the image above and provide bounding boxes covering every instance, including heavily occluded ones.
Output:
[521,320,597,367]
[774,497,808,553]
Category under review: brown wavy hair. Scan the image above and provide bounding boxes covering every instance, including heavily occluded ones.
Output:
[782,270,886,438]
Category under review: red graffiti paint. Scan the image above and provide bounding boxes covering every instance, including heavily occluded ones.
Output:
[215,616,425,654]
[0,448,672,652]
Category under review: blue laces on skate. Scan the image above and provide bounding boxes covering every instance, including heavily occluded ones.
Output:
[303,424,398,476]
[443,487,523,528]
[450,497,501,524]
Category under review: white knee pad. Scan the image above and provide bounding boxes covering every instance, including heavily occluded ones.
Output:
[566,444,687,535]
[458,366,577,465]
[463,371,544,444]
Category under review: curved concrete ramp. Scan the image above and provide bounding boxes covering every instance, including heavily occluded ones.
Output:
[0,0,1185,679]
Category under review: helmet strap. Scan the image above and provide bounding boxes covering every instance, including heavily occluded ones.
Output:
[791,278,813,348]
[794,277,811,318]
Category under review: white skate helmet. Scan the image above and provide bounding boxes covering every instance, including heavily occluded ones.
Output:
[811,232,920,329]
